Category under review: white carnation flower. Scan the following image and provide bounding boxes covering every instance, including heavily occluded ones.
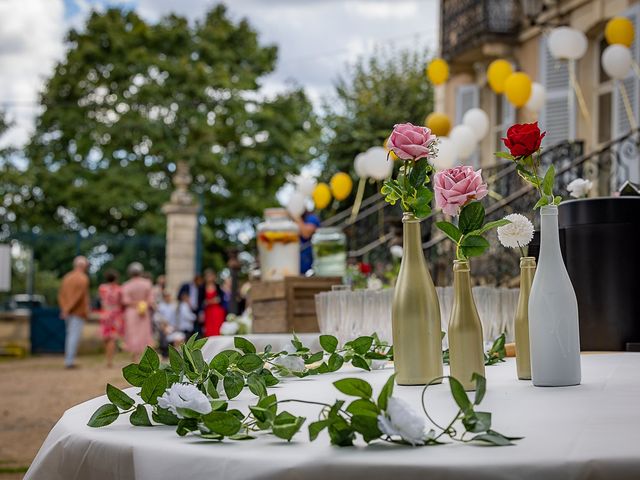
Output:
[497,213,534,249]
[274,354,305,372]
[390,245,403,259]
[367,276,383,291]
[377,396,427,446]
[158,383,212,419]
[220,321,239,335]
[567,178,592,198]
[371,360,388,370]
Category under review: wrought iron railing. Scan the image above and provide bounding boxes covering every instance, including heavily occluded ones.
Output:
[441,0,521,61]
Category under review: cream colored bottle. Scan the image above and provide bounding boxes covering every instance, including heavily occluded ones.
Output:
[448,259,485,391]
[391,213,443,385]
[515,257,535,380]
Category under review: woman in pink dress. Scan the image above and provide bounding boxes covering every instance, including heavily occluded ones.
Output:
[98,269,123,367]
[121,262,154,362]
[203,269,226,337]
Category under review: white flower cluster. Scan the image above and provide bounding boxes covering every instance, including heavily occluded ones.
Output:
[158,383,212,419]
[497,213,534,249]
[567,178,592,198]
[273,354,306,373]
[377,396,428,446]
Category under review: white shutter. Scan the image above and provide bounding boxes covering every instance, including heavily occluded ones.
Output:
[455,84,480,167]
[612,7,640,138]
[612,4,640,185]
[539,36,576,146]
[502,95,515,130]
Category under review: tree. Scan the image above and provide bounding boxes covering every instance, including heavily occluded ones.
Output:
[15,6,319,272]
[322,48,434,177]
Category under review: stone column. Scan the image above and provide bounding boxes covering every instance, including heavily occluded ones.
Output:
[162,161,199,297]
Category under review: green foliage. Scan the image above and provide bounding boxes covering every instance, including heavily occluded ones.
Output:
[443,333,507,367]
[381,160,434,219]
[9,6,320,270]
[88,333,520,448]
[436,202,510,260]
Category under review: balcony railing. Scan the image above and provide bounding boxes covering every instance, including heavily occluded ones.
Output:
[441,0,521,61]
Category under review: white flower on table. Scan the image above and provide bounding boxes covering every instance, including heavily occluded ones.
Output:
[567,178,592,198]
[220,321,240,335]
[158,383,212,419]
[377,396,427,446]
[367,276,383,291]
[274,354,305,373]
[497,213,534,249]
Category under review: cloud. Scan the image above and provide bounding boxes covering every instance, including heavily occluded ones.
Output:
[0,0,66,147]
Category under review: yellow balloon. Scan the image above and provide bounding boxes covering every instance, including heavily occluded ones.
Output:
[487,59,513,94]
[426,58,449,85]
[329,172,353,201]
[425,112,451,136]
[383,137,399,161]
[605,17,634,47]
[504,72,533,108]
[312,183,332,210]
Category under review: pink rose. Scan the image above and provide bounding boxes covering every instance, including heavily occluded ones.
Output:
[388,123,437,161]
[434,166,488,216]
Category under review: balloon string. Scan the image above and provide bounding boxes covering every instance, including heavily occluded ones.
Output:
[349,177,367,224]
[617,79,637,130]
[568,61,591,124]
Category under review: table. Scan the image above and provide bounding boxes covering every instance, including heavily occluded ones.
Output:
[25,354,640,480]
[201,334,321,361]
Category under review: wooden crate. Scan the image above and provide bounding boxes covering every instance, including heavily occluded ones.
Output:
[251,276,342,333]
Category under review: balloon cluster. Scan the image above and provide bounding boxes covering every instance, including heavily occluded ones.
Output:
[601,17,635,80]
[487,59,542,110]
[283,170,355,216]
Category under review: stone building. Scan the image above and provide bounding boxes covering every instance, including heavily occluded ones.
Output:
[438,0,640,186]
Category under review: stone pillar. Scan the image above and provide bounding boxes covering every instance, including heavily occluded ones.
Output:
[162,161,199,297]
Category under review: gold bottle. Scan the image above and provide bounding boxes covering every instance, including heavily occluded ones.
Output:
[448,259,485,391]
[392,213,443,385]
[515,256,536,380]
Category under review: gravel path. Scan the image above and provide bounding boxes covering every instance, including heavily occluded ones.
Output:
[0,353,132,478]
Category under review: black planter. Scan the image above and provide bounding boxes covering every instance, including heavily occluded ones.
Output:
[529,197,640,351]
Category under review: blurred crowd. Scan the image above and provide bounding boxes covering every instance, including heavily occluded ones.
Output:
[57,255,246,368]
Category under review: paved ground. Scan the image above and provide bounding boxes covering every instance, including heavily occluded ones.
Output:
[0,353,131,479]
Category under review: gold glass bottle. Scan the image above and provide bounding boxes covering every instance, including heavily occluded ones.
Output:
[515,256,536,380]
[448,259,485,391]
[392,213,443,385]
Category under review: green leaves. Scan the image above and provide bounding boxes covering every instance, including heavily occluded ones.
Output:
[272,412,306,441]
[87,404,119,428]
[139,347,160,373]
[236,353,264,372]
[140,371,167,405]
[377,374,395,411]
[203,411,242,437]
[436,221,462,243]
[542,165,555,196]
[459,202,485,234]
[319,334,338,353]
[448,377,472,413]
[381,160,434,219]
[106,384,135,410]
[333,378,373,399]
[234,337,256,354]
[460,235,490,258]
[130,405,152,426]
[484,333,507,366]
[223,371,245,399]
[345,336,373,355]
[122,364,147,387]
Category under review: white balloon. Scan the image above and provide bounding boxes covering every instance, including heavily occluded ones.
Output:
[462,108,490,141]
[432,137,457,171]
[295,175,317,196]
[548,27,588,60]
[286,190,306,217]
[354,152,368,178]
[364,146,394,180]
[449,125,476,161]
[525,82,546,112]
[601,44,633,80]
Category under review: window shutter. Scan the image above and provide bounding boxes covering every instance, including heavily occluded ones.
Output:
[539,36,575,146]
[613,7,640,138]
[455,84,480,167]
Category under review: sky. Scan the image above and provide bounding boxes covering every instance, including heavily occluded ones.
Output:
[0,0,438,148]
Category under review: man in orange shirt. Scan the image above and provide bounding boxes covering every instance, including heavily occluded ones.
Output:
[57,256,90,368]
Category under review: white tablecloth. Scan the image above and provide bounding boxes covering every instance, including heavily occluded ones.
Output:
[25,354,640,480]
[201,334,321,361]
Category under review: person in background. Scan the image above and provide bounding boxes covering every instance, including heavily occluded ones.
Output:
[292,210,321,275]
[176,290,197,339]
[203,269,226,337]
[121,262,154,362]
[97,269,123,368]
[57,256,90,369]
[154,290,183,354]
[177,274,204,334]
[152,274,166,306]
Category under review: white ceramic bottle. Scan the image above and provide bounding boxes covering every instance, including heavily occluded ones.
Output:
[528,205,581,386]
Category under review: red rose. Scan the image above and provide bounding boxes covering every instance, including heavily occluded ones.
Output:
[502,122,546,158]
[358,263,372,275]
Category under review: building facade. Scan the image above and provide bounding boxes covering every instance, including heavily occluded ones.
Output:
[439,0,640,187]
